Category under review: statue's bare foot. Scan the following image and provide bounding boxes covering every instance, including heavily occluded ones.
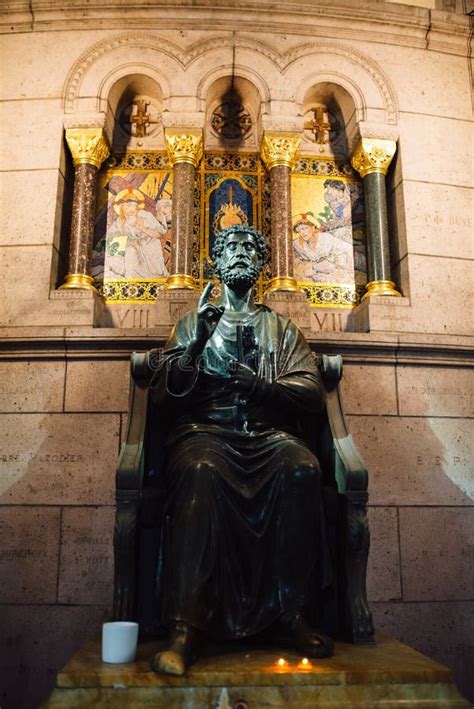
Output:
[151,621,198,676]
[280,610,334,659]
[151,649,185,676]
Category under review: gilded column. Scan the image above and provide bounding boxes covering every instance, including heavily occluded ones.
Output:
[60,128,110,291]
[351,138,401,299]
[162,129,203,290]
[260,132,301,292]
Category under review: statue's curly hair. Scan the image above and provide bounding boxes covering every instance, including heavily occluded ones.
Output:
[211,224,269,266]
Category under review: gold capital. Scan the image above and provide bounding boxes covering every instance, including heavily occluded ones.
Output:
[260,132,301,170]
[164,129,203,167]
[65,128,110,168]
[350,138,397,177]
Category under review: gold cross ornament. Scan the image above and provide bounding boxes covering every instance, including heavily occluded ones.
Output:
[130,99,150,138]
[304,107,331,144]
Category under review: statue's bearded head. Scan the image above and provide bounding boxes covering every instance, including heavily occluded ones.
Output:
[212,225,268,291]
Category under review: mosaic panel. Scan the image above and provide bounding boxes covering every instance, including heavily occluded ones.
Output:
[198,153,264,292]
[292,157,367,308]
[92,152,172,302]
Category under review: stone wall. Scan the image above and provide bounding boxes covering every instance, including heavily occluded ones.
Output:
[0,1,472,707]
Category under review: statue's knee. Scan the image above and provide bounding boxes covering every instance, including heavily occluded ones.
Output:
[288,461,321,488]
[188,457,218,485]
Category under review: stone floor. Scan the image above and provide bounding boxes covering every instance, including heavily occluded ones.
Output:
[45,632,469,707]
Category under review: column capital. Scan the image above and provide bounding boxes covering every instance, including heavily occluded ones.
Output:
[260,131,301,170]
[164,128,203,167]
[350,138,397,178]
[65,128,110,169]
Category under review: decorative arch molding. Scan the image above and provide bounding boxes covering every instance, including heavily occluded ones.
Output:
[63,32,189,112]
[97,63,170,111]
[62,31,398,125]
[285,41,399,125]
[196,64,271,109]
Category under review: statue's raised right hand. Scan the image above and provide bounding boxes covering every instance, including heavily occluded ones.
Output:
[196,282,224,345]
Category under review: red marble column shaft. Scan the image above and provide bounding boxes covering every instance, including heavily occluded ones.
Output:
[269,164,295,280]
[68,162,99,276]
[169,161,195,277]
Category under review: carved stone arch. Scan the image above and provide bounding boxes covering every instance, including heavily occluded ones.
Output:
[62,32,185,113]
[97,63,170,113]
[183,35,283,72]
[196,64,271,113]
[284,41,399,126]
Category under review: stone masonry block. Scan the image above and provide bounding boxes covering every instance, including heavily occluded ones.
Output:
[64,359,130,412]
[0,604,108,709]
[399,506,474,601]
[0,360,65,413]
[349,416,473,506]
[397,365,473,418]
[0,507,60,603]
[341,364,397,416]
[58,506,115,605]
[367,507,401,602]
[0,413,120,505]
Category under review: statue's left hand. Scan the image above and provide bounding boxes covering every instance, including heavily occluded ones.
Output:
[229,361,257,393]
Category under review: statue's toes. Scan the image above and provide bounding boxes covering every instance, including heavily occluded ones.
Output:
[151,650,185,676]
[305,631,334,659]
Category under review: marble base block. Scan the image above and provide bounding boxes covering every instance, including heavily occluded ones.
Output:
[48,290,106,328]
[98,289,201,329]
[263,291,312,332]
[352,295,411,333]
[45,633,468,707]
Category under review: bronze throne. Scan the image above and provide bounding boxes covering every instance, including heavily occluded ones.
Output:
[112,350,374,650]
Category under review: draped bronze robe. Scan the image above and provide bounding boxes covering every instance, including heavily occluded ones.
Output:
[150,304,330,640]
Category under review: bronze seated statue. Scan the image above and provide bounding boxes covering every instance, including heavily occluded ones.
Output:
[113,225,374,676]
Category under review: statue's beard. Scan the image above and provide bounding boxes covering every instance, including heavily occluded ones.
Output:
[219,262,260,291]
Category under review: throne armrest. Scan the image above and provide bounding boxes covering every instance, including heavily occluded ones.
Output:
[114,351,153,620]
[319,354,374,643]
[116,352,152,491]
[319,354,368,500]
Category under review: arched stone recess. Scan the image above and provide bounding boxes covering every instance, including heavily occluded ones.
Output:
[197,65,271,113]
[197,65,271,149]
[101,71,165,151]
[296,73,366,155]
[202,74,263,151]
[287,41,399,133]
[299,78,361,157]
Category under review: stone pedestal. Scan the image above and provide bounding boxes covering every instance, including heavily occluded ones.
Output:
[47,290,106,327]
[97,289,201,329]
[352,296,411,333]
[263,291,312,333]
[45,633,468,707]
